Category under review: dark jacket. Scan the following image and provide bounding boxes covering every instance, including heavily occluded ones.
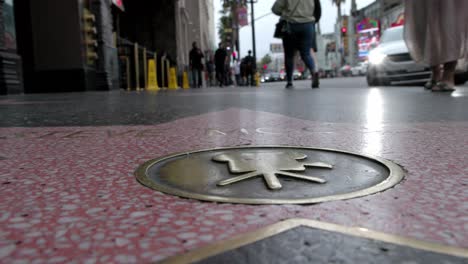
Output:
[190,48,204,69]
[314,0,321,23]
[244,55,256,71]
[215,48,227,67]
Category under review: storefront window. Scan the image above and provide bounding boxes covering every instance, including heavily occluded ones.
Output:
[4,0,17,50]
[357,18,380,60]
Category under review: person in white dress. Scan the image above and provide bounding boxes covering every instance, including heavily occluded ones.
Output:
[404,0,468,91]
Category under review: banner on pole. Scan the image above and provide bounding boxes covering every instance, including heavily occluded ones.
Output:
[238,7,249,27]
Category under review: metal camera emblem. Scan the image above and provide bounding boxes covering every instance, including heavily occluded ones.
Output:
[135,146,405,205]
[213,152,333,190]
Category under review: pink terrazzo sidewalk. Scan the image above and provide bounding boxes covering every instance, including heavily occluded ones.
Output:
[0,109,467,263]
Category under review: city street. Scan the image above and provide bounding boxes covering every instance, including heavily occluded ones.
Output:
[1,77,467,262]
[1,77,468,127]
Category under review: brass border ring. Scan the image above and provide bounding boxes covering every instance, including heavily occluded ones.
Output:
[135,146,405,204]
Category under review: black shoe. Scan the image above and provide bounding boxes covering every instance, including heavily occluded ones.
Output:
[312,73,320,88]
[285,83,294,89]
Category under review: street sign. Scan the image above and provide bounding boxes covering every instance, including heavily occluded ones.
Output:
[270,43,283,53]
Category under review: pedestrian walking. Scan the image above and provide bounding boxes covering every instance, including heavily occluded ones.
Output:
[240,58,248,86]
[311,0,321,88]
[272,0,318,89]
[244,50,256,86]
[225,60,233,86]
[311,47,320,88]
[234,60,242,86]
[206,58,215,87]
[189,42,204,88]
[404,0,468,92]
[215,43,228,87]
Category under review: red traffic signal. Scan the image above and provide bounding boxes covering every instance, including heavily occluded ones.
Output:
[341,27,348,37]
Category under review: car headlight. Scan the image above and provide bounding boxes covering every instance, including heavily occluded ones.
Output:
[369,50,387,65]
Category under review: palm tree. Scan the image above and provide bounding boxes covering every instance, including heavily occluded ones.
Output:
[331,0,346,22]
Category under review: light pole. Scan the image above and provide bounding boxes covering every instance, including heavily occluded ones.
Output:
[349,0,357,66]
[249,0,257,62]
[334,1,344,66]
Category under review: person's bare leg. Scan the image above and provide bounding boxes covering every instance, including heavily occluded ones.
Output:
[433,61,457,91]
[311,49,319,72]
[311,49,319,88]
[442,61,457,87]
[426,65,441,89]
[431,65,442,82]
[427,65,442,90]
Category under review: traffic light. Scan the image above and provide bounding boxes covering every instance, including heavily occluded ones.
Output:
[341,16,349,37]
[341,26,348,55]
[83,8,98,65]
[341,26,348,37]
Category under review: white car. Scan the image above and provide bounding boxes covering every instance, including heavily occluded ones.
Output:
[367,26,468,86]
[351,62,368,76]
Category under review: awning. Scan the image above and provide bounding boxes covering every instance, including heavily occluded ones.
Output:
[112,0,125,11]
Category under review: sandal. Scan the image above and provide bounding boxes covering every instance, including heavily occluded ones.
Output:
[424,79,437,90]
[432,82,455,92]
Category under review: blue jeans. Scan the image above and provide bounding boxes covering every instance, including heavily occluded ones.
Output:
[282,22,316,83]
[191,68,203,88]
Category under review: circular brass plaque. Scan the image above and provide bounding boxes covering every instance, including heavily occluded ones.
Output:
[135,146,404,204]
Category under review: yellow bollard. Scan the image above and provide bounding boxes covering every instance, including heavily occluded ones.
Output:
[147,59,160,91]
[182,71,190,89]
[255,72,261,87]
[168,67,179,90]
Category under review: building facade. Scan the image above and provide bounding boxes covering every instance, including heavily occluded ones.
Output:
[268,43,284,73]
[0,0,215,94]
[351,0,404,63]
[358,0,403,30]
[0,0,22,94]
[176,0,216,69]
[380,0,404,30]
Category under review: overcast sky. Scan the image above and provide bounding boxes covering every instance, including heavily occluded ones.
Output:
[214,0,376,59]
